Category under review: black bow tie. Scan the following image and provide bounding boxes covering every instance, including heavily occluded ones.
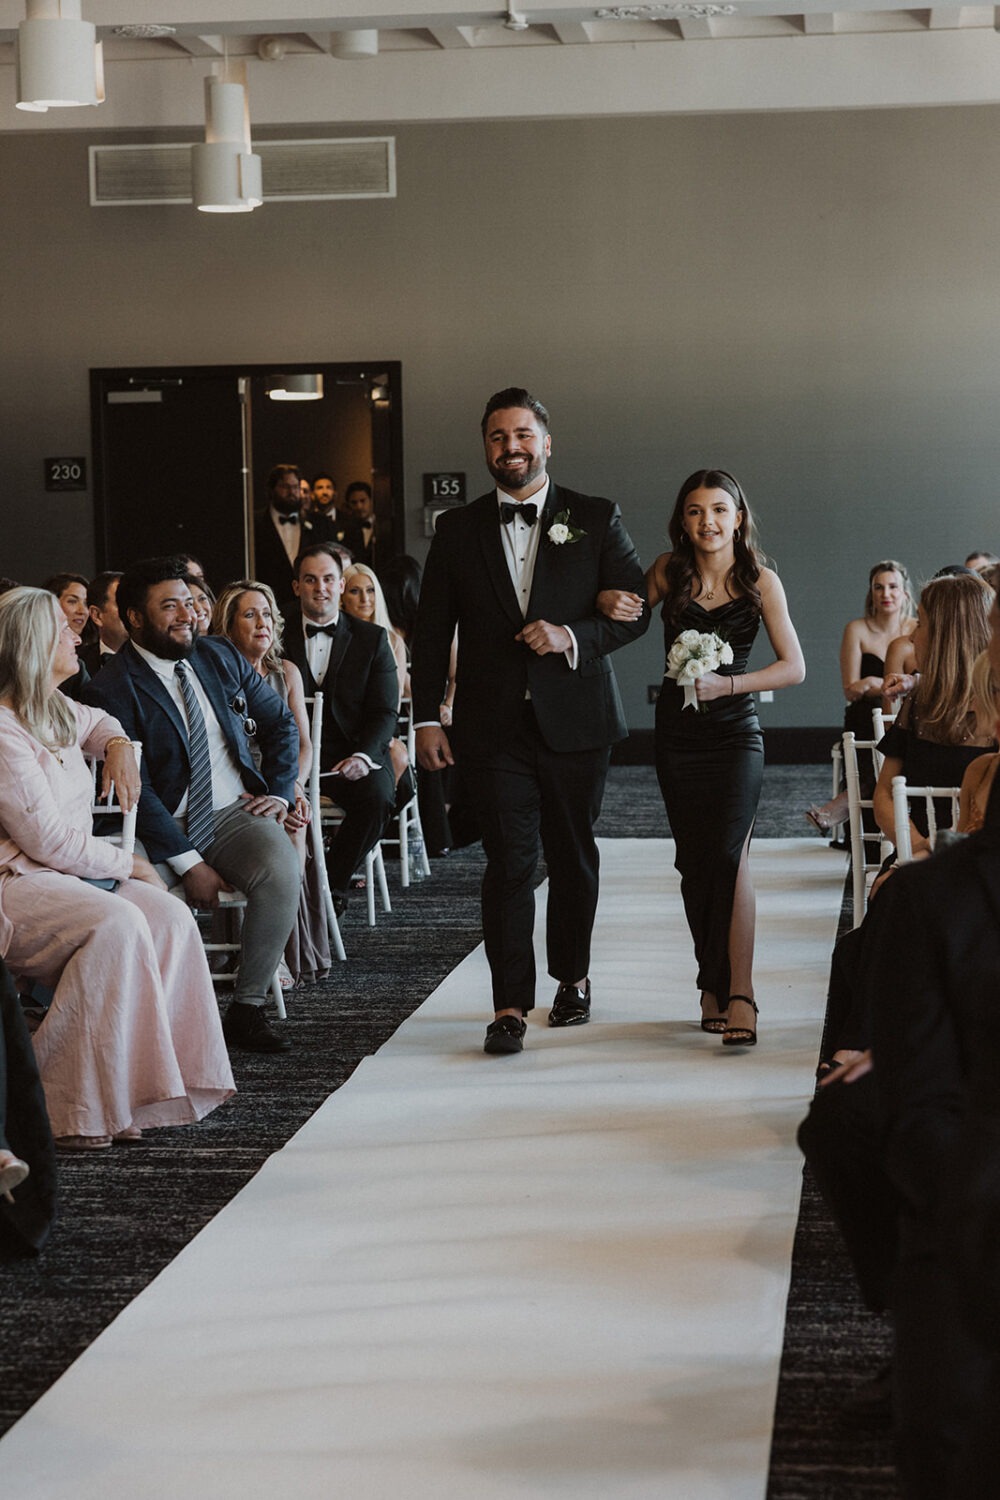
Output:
[500,501,538,526]
[277,513,300,525]
[305,622,338,638]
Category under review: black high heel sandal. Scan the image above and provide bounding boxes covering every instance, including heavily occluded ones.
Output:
[700,995,728,1034]
[722,996,758,1047]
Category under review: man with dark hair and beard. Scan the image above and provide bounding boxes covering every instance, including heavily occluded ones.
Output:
[412,387,649,1054]
[82,556,301,1054]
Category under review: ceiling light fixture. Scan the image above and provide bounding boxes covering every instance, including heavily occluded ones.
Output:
[191,60,263,214]
[266,374,325,402]
[16,0,104,113]
[331,30,379,59]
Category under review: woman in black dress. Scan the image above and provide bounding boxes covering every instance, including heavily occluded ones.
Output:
[805,559,915,833]
[602,469,804,1046]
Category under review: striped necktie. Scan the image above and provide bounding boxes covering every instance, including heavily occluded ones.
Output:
[175,661,215,852]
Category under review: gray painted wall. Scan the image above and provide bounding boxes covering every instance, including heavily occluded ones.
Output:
[3,105,999,729]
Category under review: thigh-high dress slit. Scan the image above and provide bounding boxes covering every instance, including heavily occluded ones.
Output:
[655,597,763,1004]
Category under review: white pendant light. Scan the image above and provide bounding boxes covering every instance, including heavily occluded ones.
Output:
[331,30,379,60]
[266,375,325,402]
[192,62,263,214]
[16,0,105,113]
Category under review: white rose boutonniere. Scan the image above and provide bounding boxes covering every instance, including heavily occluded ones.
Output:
[665,629,734,712]
[547,509,586,546]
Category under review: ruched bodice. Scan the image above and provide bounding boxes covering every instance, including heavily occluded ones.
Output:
[658,595,762,741]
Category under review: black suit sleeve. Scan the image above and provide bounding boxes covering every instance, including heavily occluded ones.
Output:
[868,863,964,1214]
[565,502,650,663]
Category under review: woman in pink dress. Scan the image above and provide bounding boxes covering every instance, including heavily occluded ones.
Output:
[0,587,235,1152]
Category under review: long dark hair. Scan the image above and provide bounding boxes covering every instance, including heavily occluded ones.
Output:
[663,469,763,629]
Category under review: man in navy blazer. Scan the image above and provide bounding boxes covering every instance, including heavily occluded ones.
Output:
[412,387,649,1054]
[82,557,301,1054]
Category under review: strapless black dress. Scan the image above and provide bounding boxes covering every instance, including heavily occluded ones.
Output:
[843,651,884,743]
[655,597,763,1003]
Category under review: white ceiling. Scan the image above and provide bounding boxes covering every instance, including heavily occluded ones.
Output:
[1,1,999,129]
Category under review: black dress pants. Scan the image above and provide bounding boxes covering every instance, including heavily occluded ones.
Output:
[465,704,610,1014]
[323,763,396,892]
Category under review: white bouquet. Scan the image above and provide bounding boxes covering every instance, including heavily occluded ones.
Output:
[665,629,734,712]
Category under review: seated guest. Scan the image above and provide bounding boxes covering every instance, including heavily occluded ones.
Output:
[0,956,57,1258]
[0,586,235,1150]
[342,562,413,799]
[187,575,215,638]
[342,564,409,704]
[213,580,330,984]
[283,544,398,915]
[82,557,301,1054]
[873,571,995,857]
[78,570,125,676]
[176,553,206,587]
[43,571,91,698]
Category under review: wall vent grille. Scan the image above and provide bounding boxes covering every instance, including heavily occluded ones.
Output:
[89,137,396,206]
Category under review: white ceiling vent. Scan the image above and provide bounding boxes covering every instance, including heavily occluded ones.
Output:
[89,136,396,207]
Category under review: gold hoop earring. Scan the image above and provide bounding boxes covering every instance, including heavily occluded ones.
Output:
[734,528,741,542]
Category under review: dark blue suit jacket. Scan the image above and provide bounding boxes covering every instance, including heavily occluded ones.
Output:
[81,636,298,864]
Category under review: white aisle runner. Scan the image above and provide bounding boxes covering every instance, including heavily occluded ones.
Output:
[0,839,840,1500]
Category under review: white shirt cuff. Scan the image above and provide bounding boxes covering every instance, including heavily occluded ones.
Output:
[168,850,204,877]
[564,627,579,671]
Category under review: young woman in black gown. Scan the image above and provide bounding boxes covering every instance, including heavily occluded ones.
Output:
[601,469,804,1046]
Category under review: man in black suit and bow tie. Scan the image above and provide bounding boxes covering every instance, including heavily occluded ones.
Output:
[82,557,301,1054]
[282,543,399,912]
[252,462,306,605]
[411,387,649,1054]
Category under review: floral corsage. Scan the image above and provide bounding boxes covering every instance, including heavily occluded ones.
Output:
[665,629,734,712]
[547,509,586,546]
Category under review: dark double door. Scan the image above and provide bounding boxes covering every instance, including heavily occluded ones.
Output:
[90,362,403,588]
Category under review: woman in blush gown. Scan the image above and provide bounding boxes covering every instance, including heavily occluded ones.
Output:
[601,469,804,1046]
[0,587,234,1151]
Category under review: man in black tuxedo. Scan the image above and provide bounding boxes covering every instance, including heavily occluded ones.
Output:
[300,473,365,556]
[78,570,125,677]
[342,481,389,567]
[82,557,301,1054]
[282,542,399,912]
[252,462,304,606]
[411,387,649,1055]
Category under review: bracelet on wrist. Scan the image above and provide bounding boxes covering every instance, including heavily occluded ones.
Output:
[104,736,132,751]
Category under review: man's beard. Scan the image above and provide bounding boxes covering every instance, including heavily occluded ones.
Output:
[135,621,194,661]
[487,453,545,492]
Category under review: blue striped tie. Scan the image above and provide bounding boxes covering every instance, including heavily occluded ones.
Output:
[175,661,215,852]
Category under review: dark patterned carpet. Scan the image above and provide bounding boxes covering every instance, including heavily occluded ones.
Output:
[1,762,897,1498]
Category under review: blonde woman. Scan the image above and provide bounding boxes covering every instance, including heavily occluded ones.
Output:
[341,564,409,704]
[341,563,411,792]
[806,559,916,833]
[212,580,330,984]
[0,587,233,1150]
